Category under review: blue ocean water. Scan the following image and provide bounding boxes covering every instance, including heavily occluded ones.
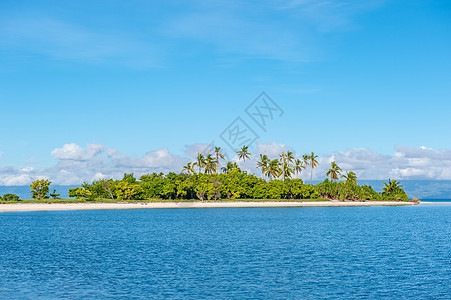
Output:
[0,206,450,299]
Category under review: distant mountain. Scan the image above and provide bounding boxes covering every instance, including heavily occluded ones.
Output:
[359,180,451,200]
[1,181,451,200]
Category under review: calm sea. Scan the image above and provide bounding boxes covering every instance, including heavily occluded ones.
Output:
[0,205,450,299]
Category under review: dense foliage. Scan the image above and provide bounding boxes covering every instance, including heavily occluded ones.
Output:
[315,179,408,201]
[30,179,51,200]
[0,193,20,202]
[33,146,410,202]
[68,172,408,202]
[69,171,320,201]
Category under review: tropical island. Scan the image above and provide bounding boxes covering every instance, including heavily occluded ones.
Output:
[0,146,416,211]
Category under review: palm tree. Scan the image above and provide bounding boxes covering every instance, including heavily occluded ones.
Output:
[382,179,403,193]
[302,154,309,183]
[194,153,206,173]
[265,159,281,180]
[182,162,195,175]
[342,171,358,184]
[286,151,295,164]
[326,161,342,182]
[279,151,295,182]
[204,154,218,174]
[309,152,319,185]
[282,163,294,180]
[293,159,305,179]
[214,147,225,166]
[256,154,269,178]
[221,162,240,174]
[279,152,287,181]
[237,146,251,172]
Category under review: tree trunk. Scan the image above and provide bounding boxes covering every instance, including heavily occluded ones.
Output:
[311,165,313,185]
[282,161,285,182]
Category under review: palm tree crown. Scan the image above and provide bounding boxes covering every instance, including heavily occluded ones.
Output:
[326,161,342,182]
[382,179,403,193]
[182,162,195,175]
[342,171,358,185]
[194,153,206,173]
[279,151,295,182]
[256,154,270,178]
[294,159,305,180]
[204,154,218,174]
[236,146,251,172]
[266,159,281,180]
[221,162,240,174]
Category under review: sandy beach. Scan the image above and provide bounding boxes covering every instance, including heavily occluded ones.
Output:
[0,201,416,212]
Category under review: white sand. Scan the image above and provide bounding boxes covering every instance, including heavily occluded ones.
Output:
[0,201,415,212]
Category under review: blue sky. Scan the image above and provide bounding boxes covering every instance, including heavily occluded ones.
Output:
[1,0,451,184]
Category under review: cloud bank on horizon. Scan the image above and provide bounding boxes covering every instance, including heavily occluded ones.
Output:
[1,142,451,186]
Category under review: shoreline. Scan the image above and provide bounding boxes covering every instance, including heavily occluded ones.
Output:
[0,201,416,212]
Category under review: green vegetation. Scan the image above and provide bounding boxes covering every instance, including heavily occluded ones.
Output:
[0,146,410,204]
[69,172,319,201]
[315,179,408,202]
[309,152,319,185]
[0,193,20,202]
[67,171,408,202]
[64,147,409,202]
[237,146,251,172]
[50,189,61,199]
[326,161,342,182]
[1,198,329,204]
[30,179,51,200]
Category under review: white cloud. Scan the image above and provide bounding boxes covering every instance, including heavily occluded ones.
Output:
[136,148,187,170]
[235,143,451,181]
[395,145,451,160]
[51,143,106,161]
[184,143,214,157]
[318,145,451,180]
[0,143,188,185]
[2,142,451,185]
[255,142,293,158]
[19,167,34,173]
[25,157,38,164]
[0,174,33,186]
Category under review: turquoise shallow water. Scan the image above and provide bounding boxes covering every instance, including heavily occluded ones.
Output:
[0,205,450,299]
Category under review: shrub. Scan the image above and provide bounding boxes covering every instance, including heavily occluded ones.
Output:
[3,193,20,201]
[252,180,284,199]
[300,185,319,199]
[30,179,51,200]
[68,187,92,200]
[63,172,408,202]
[315,179,408,201]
